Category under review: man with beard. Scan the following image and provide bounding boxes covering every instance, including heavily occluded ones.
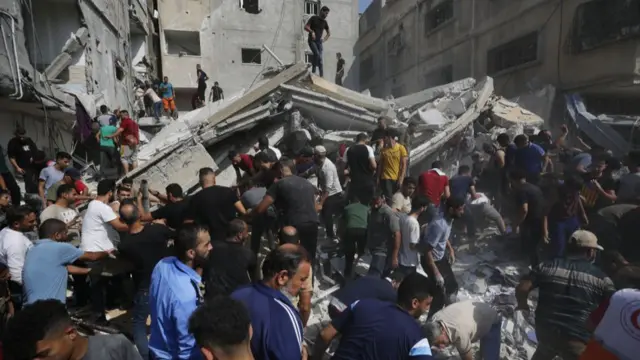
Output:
[313,272,435,359]
[231,244,310,360]
[421,196,464,319]
[149,224,211,360]
[204,219,257,298]
[367,191,401,277]
[118,200,174,360]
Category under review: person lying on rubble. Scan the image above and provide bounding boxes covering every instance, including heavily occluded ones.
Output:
[3,299,142,360]
[516,230,616,360]
[313,272,435,359]
[423,300,502,360]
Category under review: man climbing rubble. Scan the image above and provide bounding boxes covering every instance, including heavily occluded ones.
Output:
[516,230,616,360]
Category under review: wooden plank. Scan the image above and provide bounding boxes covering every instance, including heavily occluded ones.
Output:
[204,63,308,126]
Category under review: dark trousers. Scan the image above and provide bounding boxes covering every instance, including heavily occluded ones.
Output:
[99,146,119,179]
[380,179,398,203]
[197,84,206,102]
[548,216,580,258]
[296,222,319,268]
[421,256,458,319]
[8,280,23,311]
[23,167,39,195]
[308,40,324,77]
[348,180,374,205]
[321,193,344,239]
[1,172,21,206]
[132,288,150,360]
[343,228,367,277]
[521,220,544,267]
[251,214,276,256]
[368,250,389,277]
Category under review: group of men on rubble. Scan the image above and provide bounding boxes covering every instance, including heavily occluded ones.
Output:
[0,111,638,360]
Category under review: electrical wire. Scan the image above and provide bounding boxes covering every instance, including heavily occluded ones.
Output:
[247,0,287,89]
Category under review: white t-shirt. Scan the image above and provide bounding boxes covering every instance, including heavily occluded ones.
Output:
[398,214,420,267]
[144,88,162,103]
[343,144,375,163]
[592,288,640,360]
[319,158,343,197]
[391,191,411,213]
[81,200,118,252]
[0,227,32,284]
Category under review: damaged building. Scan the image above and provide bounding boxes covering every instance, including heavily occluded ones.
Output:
[0,0,157,157]
[157,0,360,112]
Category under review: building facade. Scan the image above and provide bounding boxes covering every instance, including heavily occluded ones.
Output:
[157,0,359,111]
[0,0,157,158]
[357,0,640,114]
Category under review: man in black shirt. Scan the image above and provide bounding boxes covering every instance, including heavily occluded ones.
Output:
[255,157,319,264]
[510,169,545,267]
[142,183,189,229]
[204,219,257,299]
[345,133,377,204]
[195,64,208,106]
[186,167,246,241]
[118,199,174,360]
[304,6,330,77]
[336,52,345,85]
[7,126,39,199]
[209,81,224,102]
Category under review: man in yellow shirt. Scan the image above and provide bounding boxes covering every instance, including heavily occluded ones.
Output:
[378,129,408,201]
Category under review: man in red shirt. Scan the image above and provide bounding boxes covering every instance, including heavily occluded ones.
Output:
[228,150,255,184]
[108,110,140,174]
[418,161,450,220]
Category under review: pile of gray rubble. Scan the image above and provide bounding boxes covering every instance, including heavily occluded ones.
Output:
[121,63,549,359]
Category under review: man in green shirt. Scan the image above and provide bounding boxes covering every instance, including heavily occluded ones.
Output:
[341,198,369,277]
[97,124,119,179]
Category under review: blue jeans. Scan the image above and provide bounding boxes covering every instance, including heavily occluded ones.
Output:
[153,101,162,120]
[480,320,502,360]
[132,289,150,360]
[368,251,389,277]
[549,216,580,258]
[308,40,324,77]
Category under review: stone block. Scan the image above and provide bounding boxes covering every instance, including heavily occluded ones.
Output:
[470,277,487,294]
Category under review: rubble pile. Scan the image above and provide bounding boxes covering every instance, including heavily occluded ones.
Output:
[121,64,552,359]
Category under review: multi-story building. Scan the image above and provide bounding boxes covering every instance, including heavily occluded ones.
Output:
[0,0,157,156]
[357,0,640,115]
[157,0,359,111]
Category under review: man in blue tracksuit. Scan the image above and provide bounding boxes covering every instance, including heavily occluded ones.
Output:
[313,272,436,359]
[148,224,212,360]
[231,244,311,360]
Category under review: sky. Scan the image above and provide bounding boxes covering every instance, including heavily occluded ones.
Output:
[359,0,373,13]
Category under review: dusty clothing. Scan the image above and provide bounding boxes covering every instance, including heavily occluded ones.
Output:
[430,301,500,356]
[391,191,411,213]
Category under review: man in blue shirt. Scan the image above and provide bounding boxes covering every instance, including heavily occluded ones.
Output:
[149,224,211,360]
[23,219,110,305]
[159,76,176,117]
[313,272,435,359]
[231,244,310,360]
[513,134,548,185]
[421,196,464,319]
[327,271,403,320]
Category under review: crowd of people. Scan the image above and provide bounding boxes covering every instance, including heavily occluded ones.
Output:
[0,115,638,360]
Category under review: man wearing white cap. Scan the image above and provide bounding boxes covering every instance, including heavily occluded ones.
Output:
[515,230,616,360]
[314,145,343,242]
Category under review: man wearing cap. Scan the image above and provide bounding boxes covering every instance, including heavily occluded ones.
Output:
[314,145,343,242]
[516,230,616,360]
[45,168,91,207]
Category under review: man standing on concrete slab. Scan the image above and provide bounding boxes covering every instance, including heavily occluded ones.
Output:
[335,52,345,85]
[424,301,502,360]
[516,230,615,360]
[195,64,208,106]
[421,196,463,319]
[305,6,330,77]
[159,76,176,118]
[210,81,224,102]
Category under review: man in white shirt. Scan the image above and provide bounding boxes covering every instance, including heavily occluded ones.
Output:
[424,301,502,360]
[80,179,129,322]
[144,84,163,120]
[391,178,417,214]
[314,145,343,241]
[398,195,430,275]
[0,205,37,308]
[256,136,282,160]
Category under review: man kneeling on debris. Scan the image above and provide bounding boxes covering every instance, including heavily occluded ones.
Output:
[424,300,502,360]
